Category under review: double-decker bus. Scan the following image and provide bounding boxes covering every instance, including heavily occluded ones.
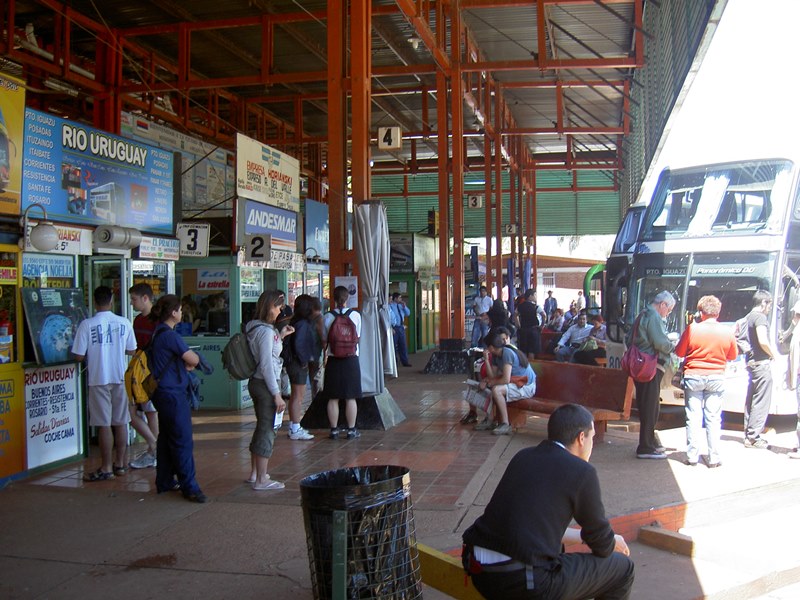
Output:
[604,158,800,414]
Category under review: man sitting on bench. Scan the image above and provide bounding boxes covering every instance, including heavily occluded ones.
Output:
[474,330,536,435]
[462,404,634,599]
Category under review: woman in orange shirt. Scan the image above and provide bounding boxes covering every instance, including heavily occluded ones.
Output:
[674,295,737,468]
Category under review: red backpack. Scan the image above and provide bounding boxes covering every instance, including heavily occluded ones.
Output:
[327,309,358,358]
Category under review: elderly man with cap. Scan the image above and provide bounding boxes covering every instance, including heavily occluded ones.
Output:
[787,301,800,458]
[571,314,607,366]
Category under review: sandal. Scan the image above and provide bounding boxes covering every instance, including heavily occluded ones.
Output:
[113,465,128,477]
[84,469,115,482]
[253,480,285,491]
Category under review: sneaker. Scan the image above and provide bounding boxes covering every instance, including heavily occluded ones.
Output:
[789,449,800,459]
[130,450,156,469]
[492,423,512,436]
[329,428,340,440]
[460,412,478,425]
[636,451,667,459]
[744,438,769,449]
[474,419,497,431]
[346,428,361,439]
[288,428,315,441]
[183,491,208,504]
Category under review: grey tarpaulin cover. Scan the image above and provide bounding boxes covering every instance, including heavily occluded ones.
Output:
[354,201,396,396]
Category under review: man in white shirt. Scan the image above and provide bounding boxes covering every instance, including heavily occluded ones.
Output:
[575,290,586,312]
[554,313,593,362]
[471,286,493,348]
[72,286,137,481]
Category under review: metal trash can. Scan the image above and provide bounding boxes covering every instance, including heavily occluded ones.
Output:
[300,465,422,600]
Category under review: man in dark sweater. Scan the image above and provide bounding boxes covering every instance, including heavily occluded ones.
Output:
[462,404,634,599]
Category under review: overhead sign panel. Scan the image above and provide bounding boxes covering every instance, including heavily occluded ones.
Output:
[235,132,299,212]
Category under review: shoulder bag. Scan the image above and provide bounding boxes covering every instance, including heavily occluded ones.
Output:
[621,313,658,383]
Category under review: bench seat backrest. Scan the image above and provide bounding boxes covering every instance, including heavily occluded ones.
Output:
[530,360,632,413]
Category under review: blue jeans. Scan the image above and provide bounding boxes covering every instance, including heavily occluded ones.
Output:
[393,325,410,365]
[683,375,725,464]
[471,318,489,348]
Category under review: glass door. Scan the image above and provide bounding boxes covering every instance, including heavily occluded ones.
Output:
[86,257,131,318]
[132,260,175,299]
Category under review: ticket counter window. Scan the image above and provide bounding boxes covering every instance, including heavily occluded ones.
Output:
[177,267,231,337]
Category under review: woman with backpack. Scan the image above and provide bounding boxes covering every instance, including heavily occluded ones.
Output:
[285,294,317,441]
[323,285,362,439]
[148,295,205,503]
[245,290,292,490]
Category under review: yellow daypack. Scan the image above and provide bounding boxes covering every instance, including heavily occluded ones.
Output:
[125,348,153,405]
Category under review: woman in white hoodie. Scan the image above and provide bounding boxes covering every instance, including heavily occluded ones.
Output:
[245,290,293,489]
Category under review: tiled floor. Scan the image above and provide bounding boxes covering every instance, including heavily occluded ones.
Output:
[27,361,496,508]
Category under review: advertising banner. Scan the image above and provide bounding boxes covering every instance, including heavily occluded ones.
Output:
[121,112,234,214]
[21,108,175,234]
[24,364,81,469]
[22,255,75,289]
[0,370,24,480]
[197,269,230,291]
[21,288,89,365]
[241,199,298,252]
[138,236,180,261]
[235,133,300,212]
[335,275,359,309]
[304,198,330,261]
[21,222,93,256]
[0,73,25,215]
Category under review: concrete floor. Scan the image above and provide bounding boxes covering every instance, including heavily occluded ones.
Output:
[3,351,800,599]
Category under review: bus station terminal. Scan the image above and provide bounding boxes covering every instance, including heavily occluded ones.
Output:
[3,355,800,600]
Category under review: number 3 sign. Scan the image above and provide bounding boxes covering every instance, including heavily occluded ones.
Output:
[177,222,210,257]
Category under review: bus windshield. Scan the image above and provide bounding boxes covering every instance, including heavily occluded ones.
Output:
[641,160,793,240]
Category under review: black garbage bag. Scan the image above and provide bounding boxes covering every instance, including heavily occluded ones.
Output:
[300,465,422,600]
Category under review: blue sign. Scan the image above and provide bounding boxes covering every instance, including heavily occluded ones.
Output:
[243,200,297,252]
[21,108,174,234]
[304,198,329,261]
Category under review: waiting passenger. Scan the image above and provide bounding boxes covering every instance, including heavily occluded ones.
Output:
[285,294,316,441]
[572,315,608,366]
[554,313,592,362]
[474,330,536,436]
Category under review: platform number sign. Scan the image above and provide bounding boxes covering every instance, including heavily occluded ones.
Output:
[503,224,518,235]
[467,194,484,209]
[245,234,272,263]
[177,222,210,257]
[377,126,403,150]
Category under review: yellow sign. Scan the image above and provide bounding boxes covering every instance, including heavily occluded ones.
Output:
[0,370,25,480]
[0,74,25,216]
[0,266,17,285]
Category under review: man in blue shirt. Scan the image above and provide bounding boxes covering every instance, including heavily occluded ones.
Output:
[389,292,412,367]
[543,290,558,319]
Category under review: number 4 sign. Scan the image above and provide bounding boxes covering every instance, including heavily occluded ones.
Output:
[177,222,210,257]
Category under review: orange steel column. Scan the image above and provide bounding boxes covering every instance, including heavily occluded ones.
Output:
[350,0,371,207]
[450,9,465,339]
[531,170,538,290]
[94,30,122,133]
[483,135,492,292]
[493,106,503,300]
[327,0,348,291]
[510,154,517,288]
[437,69,452,340]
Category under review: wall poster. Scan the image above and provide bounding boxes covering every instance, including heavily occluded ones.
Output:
[21,288,88,365]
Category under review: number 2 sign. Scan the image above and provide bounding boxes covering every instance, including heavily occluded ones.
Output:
[245,234,272,263]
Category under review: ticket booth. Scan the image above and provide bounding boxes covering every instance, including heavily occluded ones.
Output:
[176,255,288,410]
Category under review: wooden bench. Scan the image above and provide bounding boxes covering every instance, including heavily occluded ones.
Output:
[506,360,633,438]
[534,329,561,360]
